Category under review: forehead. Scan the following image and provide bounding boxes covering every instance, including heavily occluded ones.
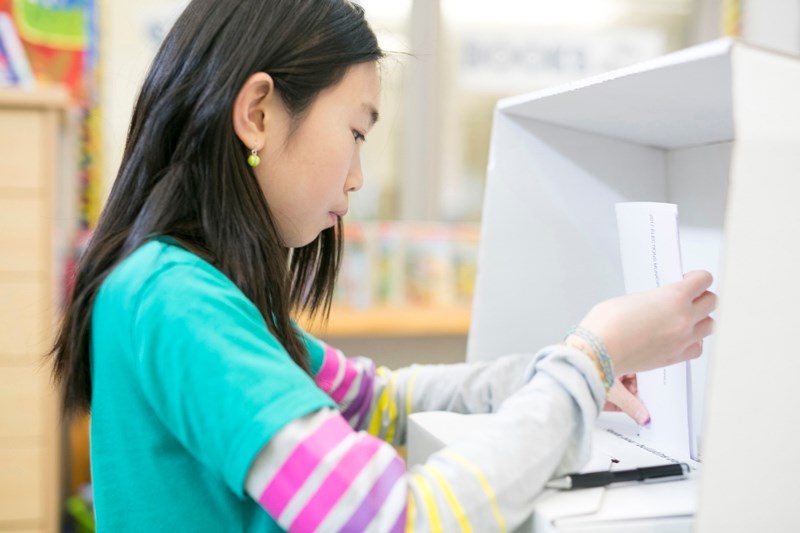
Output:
[319,62,381,114]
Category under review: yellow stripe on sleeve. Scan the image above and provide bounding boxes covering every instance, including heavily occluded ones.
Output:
[406,493,417,532]
[368,367,392,438]
[441,450,507,533]
[426,465,473,533]
[385,370,399,443]
[410,472,443,533]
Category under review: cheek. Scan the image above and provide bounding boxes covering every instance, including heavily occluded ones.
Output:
[257,159,324,219]
[252,160,296,220]
[252,164,274,203]
[259,128,355,205]
[304,138,355,187]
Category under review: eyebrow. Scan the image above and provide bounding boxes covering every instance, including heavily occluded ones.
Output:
[363,104,380,126]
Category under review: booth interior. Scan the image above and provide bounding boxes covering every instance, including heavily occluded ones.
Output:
[410,38,800,533]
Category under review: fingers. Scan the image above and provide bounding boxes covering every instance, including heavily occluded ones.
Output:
[618,373,638,395]
[692,289,717,317]
[607,379,650,425]
[680,270,713,299]
[693,315,715,339]
[680,340,704,360]
[683,272,717,337]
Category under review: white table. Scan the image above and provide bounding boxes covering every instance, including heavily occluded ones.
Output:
[407,411,697,533]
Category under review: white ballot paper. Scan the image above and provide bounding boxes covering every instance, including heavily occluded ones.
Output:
[615,202,697,464]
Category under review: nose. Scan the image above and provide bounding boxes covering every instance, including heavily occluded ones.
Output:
[345,149,364,193]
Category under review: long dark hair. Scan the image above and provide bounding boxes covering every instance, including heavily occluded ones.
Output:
[51,0,383,417]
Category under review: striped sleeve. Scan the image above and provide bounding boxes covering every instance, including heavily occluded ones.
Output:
[246,344,606,532]
[246,408,408,532]
[312,340,544,447]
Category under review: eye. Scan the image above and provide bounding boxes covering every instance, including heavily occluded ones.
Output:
[352,130,366,143]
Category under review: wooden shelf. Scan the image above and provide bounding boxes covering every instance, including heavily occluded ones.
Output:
[0,85,70,533]
[297,305,472,337]
[0,85,69,108]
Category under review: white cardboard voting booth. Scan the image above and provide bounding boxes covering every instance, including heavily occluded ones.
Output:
[408,38,800,532]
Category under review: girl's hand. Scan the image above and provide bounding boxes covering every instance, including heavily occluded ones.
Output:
[604,374,650,426]
[577,270,716,376]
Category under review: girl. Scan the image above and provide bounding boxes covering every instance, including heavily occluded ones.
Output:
[51,0,716,531]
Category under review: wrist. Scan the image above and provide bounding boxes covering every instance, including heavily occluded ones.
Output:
[563,326,615,393]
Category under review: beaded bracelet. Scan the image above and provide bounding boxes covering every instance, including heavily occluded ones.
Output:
[563,339,611,395]
[565,325,615,392]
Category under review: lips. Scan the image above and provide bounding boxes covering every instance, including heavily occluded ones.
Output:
[331,209,348,218]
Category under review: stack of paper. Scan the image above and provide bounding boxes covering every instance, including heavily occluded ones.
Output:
[615,202,699,464]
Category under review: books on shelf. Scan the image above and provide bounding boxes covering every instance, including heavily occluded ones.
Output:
[0,12,34,87]
[335,222,480,311]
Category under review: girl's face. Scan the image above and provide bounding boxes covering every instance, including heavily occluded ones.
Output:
[255,62,381,248]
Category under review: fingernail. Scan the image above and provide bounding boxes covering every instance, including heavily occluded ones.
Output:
[633,408,651,425]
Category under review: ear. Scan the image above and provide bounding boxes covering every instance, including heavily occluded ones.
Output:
[232,72,278,151]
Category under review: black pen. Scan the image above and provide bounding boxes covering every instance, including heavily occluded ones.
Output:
[546,463,690,490]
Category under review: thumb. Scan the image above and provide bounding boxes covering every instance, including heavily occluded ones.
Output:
[607,381,651,426]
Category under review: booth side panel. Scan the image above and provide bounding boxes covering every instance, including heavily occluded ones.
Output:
[697,44,800,533]
[467,112,668,362]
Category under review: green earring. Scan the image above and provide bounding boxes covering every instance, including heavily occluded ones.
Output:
[247,147,261,168]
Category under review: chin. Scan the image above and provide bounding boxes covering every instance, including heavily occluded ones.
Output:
[289,231,323,249]
[285,219,336,249]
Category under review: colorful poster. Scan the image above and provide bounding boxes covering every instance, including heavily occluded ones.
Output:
[1,0,101,233]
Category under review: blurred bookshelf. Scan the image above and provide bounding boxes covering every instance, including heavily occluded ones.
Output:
[297,222,479,338]
[0,84,74,533]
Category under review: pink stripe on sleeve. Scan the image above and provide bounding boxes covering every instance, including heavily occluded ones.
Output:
[330,357,360,403]
[289,434,384,532]
[339,455,406,531]
[258,415,352,517]
[314,346,341,394]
